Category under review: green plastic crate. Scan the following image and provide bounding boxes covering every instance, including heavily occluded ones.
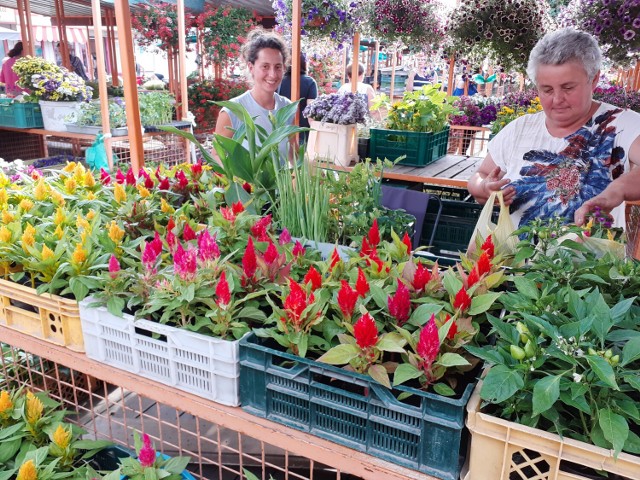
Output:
[370,127,450,167]
[239,334,475,480]
[0,100,44,128]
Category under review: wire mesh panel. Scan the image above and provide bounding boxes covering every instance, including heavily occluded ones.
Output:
[0,129,46,161]
[112,132,190,169]
[447,126,490,157]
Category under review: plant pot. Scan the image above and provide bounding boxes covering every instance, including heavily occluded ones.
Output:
[306,120,358,167]
[357,137,369,160]
[65,124,128,136]
[39,100,81,132]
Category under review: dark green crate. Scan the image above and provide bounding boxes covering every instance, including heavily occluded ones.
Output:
[370,127,450,167]
[0,101,44,128]
[240,334,474,480]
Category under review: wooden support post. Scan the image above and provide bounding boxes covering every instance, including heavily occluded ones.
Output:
[291,0,302,129]
[55,0,72,71]
[106,10,119,87]
[351,32,360,94]
[447,54,455,95]
[86,26,95,81]
[16,0,35,56]
[341,48,347,86]
[373,41,380,91]
[389,48,397,102]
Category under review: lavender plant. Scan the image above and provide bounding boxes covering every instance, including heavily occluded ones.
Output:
[303,92,369,124]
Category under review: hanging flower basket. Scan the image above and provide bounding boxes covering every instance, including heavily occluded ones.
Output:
[446,0,550,72]
[130,0,197,51]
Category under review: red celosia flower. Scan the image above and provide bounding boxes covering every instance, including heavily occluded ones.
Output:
[142,241,160,269]
[412,262,431,292]
[292,240,306,257]
[446,316,458,340]
[303,266,322,290]
[242,182,252,194]
[175,170,189,189]
[125,169,136,186]
[453,287,472,312]
[279,228,291,245]
[220,207,235,222]
[355,268,369,297]
[388,280,411,325]
[158,176,170,190]
[402,232,412,254]
[174,244,197,280]
[369,253,386,273]
[330,248,341,270]
[232,201,244,215]
[481,235,494,259]
[368,218,380,247]
[191,162,203,176]
[138,433,156,468]
[476,251,492,277]
[353,313,378,349]
[284,280,309,327]
[263,241,279,265]
[197,229,219,261]
[100,168,111,185]
[242,237,257,279]
[149,232,163,257]
[182,223,196,242]
[337,280,359,318]
[467,267,480,288]
[215,271,231,307]
[115,169,126,184]
[108,255,120,279]
[167,217,175,233]
[417,314,440,367]
[360,237,373,257]
[250,215,272,242]
[140,170,154,189]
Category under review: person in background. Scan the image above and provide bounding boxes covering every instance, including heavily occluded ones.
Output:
[215,28,293,162]
[278,53,318,144]
[468,28,640,231]
[452,67,478,96]
[406,55,437,91]
[0,42,24,97]
[338,62,376,110]
[57,43,88,81]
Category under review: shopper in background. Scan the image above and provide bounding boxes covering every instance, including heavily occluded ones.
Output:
[278,53,318,144]
[57,42,88,81]
[0,42,24,97]
[338,62,376,110]
[406,55,438,91]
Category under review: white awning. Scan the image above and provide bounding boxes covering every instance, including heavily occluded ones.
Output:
[0,26,21,41]
[32,26,88,45]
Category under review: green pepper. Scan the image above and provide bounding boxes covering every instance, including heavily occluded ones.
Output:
[510,345,526,361]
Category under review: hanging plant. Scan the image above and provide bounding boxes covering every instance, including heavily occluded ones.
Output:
[196,5,256,68]
[131,0,197,51]
[559,0,640,67]
[361,0,444,51]
[187,76,250,133]
[446,0,550,72]
[272,0,364,48]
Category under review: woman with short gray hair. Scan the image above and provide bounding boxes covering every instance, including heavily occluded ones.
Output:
[468,28,640,230]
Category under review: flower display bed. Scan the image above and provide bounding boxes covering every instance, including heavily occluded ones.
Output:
[239,333,474,480]
[79,299,242,406]
[0,100,44,128]
[465,381,640,480]
[0,278,83,351]
[370,127,450,167]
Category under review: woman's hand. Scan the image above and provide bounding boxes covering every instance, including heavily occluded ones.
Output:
[483,166,516,205]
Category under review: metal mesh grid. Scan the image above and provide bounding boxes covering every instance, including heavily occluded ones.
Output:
[0,342,363,480]
[0,130,46,161]
[447,126,490,157]
[111,132,191,169]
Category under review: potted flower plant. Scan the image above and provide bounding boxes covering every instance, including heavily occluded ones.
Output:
[448,96,497,154]
[65,98,128,136]
[12,56,92,132]
[303,92,369,166]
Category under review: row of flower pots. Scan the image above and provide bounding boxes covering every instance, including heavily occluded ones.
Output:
[0,157,638,480]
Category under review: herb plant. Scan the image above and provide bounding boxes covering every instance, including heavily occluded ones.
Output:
[138,92,175,126]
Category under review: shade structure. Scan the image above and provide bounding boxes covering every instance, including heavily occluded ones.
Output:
[0,26,21,40]
[32,25,88,44]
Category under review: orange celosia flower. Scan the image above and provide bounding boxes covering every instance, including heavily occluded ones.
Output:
[19,199,34,211]
[108,221,125,244]
[160,198,174,213]
[0,390,12,415]
[86,209,96,221]
[76,214,90,231]
[25,392,43,424]
[54,206,66,226]
[34,178,48,201]
[1,210,14,224]
[83,171,96,188]
[0,188,8,205]
[136,184,151,198]
[16,459,37,480]
[50,189,65,206]
[64,178,77,194]
[71,243,87,264]
[54,225,64,240]
[62,162,77,173]
[0,226,12,243]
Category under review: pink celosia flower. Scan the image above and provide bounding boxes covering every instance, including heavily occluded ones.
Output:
[417,314,440,369]
[388,280,411,325]
[197,230,220,261]
[115,169,126,184]
[337,280,359,318]
[138,433,156,468]
[158,176,170,190]
[215,271,231,307]
[100,168,111,185]
[242,182,252,194]
[108,255,120,279]
[279,228,292,245]
[174,244,197,280]
[175,170,189,189]
[125,169,136,186]
[142,241,160,269]
[250,215,272,242]
[220,206,235,223]
[242,237,257,280]
[292,240,306,257]
[149,232,163,257]
[140,170,154,189]
[353,313,378,349]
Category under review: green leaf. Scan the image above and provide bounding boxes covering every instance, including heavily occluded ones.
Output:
[514,245,535,264]
[623,374,640,392]
[586,355,618,390]
[623,430,640,454]
[106,296,125,317]
[0,438,20,463]
[370,284,389,310]
[433,383,456,396]
[317,344,360,365]
[393,363,423,386]
[621,337,640,367]
[437,352,470,368]
[614,398,640,422]
[443,269,463,297]
[464,345,506,365]
[0,470,15,480]
[162,455,191,474]
[368,364,391,388]
[480,365,524,404]
[377,332,407,353]
[408,303,443,326]
[468,292,502,315]
[532,375,561,417]
[598,408,628,457]
[513,276,540,300]
[610,297,635,323]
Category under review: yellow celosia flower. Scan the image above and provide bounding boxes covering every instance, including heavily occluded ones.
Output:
[73,164,85,182]
[16,459,37,480]
[64,178,77,194]
[34,178,48,201]
[86,191,96,201]
[19,199,34,212]
[71,243,87,264]
[0,173,9,188]
[86,209,96,221]
[25,392,43,424]
[41,245,55,261]
[50,189,65,206]
[54,207,66,226]
[54,225,64,240]
[83,171,96,188]
[21,224,36,251]
[114,183,126,204]
[136,184,151,198]
[76,214,90,231]
[52,424,72,449]
[160,198,174,214]
[0,390,12,414]
[62,162,76,173]
[1,210,14,224]
[0,189,9,205]
[108,221,125,244]
[0,226,11,243]
[80,230,89,244]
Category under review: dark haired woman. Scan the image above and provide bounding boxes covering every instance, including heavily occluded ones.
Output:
[215,28,293,161]
[0,41,24,97]
[278,53,318,144]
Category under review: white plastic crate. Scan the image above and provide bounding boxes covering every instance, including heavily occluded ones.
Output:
[79,298,241,406]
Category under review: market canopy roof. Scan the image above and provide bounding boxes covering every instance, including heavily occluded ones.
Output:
[0,26,21,40]
[0,0,275,19]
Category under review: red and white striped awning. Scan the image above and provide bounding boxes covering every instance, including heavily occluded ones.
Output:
[32,26,88,45]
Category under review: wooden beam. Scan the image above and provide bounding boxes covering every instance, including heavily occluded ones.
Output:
[91,0,113,170]
[373,41,379,91]
[291,0,301,129]
[15,0,35,57]
[351,32,360,94]
[389,48,397,102]
[447,54,455,94]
